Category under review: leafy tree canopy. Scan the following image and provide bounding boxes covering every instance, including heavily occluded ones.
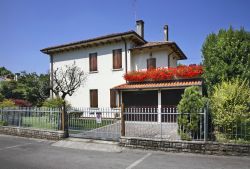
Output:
[0,67,13,78]
[0,69,50,106]
[202,27,250,94]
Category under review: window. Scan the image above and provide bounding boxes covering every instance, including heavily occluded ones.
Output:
[89,53,97,72]
[147,58,156,70]
[113,49,122,69]
[90,89,98,107]
[110,90,117,108]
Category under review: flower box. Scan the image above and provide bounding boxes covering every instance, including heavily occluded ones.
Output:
[124,64,203,82]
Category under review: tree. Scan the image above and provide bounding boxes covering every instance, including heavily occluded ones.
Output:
[18,71,50,106]
[51,63,87,100]
[202,27,250,94]
[0,81,25,99]
[0,67,13,78]
[210,78,250,141]
[0,72,50,106]
[177,86,206,140]
[51,63,87,136]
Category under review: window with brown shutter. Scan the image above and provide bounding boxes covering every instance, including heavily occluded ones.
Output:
[90,89,98,107]
[147,58,156,70]
[113,49,122,69]
[110,90,117,108]
[89,53,97,72]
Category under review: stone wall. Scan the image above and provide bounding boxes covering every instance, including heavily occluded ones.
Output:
[120,137,250,156]
[0,126,65,140]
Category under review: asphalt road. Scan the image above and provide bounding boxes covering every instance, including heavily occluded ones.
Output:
[0,134,249,169]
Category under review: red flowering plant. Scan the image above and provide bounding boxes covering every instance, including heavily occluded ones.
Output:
[123,70,147,82]
[176,64,203,78]
[124,64,203,82]
[11,99,32,107]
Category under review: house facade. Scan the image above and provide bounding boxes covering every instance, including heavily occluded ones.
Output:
[41,20,202,110]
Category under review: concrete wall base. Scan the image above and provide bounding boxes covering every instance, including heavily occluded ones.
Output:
[120,137,250,156]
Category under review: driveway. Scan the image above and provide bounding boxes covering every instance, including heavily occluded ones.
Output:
[0,134,249,169]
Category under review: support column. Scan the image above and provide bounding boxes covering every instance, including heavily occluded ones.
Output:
[158,90,162,123]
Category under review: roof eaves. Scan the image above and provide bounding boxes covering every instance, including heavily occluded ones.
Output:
[41,30,147,54]
[130,41,187,60]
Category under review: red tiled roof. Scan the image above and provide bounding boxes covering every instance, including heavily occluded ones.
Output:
[112,79,202,90]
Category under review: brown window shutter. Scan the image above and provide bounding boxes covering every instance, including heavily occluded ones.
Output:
[113,49,122,69]
[117,49,122,69]
[147,58,156,70]
[110,90,117,108]
[90,89,98,107]
[89,53,97,72]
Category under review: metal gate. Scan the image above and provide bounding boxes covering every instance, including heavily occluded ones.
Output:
[67,108,121,141]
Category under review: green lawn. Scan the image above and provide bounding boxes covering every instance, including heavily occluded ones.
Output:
[21,116,60,130]
[20,115,115,131]
[68,118,115,130]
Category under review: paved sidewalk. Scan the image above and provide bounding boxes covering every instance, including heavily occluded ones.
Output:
[0,134,249,169]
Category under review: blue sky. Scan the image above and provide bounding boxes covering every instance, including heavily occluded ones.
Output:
[1,0,250,74]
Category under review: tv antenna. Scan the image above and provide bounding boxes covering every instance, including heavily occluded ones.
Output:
[133,0,137,23]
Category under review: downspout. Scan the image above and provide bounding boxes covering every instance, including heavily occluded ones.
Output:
[121,37,128,107]
[50,55,54,99]
[121,37,128,82]
[168,51,175,68]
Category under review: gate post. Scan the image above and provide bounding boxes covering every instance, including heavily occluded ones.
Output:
[204,103,208,141]
[61,102,69,138]
[121,103,125,137]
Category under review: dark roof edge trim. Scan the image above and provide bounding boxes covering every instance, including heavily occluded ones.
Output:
[41,30,147,54]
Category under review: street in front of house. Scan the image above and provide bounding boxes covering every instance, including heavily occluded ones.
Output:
[0,134,249,169]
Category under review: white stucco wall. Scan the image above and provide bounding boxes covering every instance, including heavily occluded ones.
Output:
[52,41,132,107]
[130,48,178,71]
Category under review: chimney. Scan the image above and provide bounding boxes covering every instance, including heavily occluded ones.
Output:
[164,25,168,41]
[136,20,144,38]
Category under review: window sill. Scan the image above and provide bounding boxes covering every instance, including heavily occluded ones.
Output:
[112,68,123,71]
[89,71,99,74]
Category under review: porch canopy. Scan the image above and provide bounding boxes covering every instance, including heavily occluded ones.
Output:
[112,79,202,122]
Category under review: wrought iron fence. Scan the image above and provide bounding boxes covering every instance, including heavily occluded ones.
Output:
[212,119,250,143]
[0,107,62,131]
[67,107,121,140]
[124,106,207,141]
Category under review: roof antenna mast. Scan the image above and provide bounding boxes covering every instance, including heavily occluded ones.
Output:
[133,0,137,25]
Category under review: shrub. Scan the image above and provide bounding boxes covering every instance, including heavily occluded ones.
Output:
[210,78,250,140]
[0,99,16,108]
[0,93,4,102]
[11,99,32,107]
[42,97,71,109]
[0,120,8,126]
[177,86,206,140]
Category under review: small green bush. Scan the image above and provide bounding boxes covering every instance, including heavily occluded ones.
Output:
[177,86,206,140]
[42,98,64,108]
[0,99,16,108]
[0,120,8,126]
[0,93,4,102]
[42,97,71,109]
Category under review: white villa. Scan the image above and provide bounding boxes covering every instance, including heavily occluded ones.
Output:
[41,20,202,109]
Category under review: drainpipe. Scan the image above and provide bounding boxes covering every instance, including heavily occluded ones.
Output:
[121,37,128,83]
[50,55,54,99]
[168,51,174,68]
